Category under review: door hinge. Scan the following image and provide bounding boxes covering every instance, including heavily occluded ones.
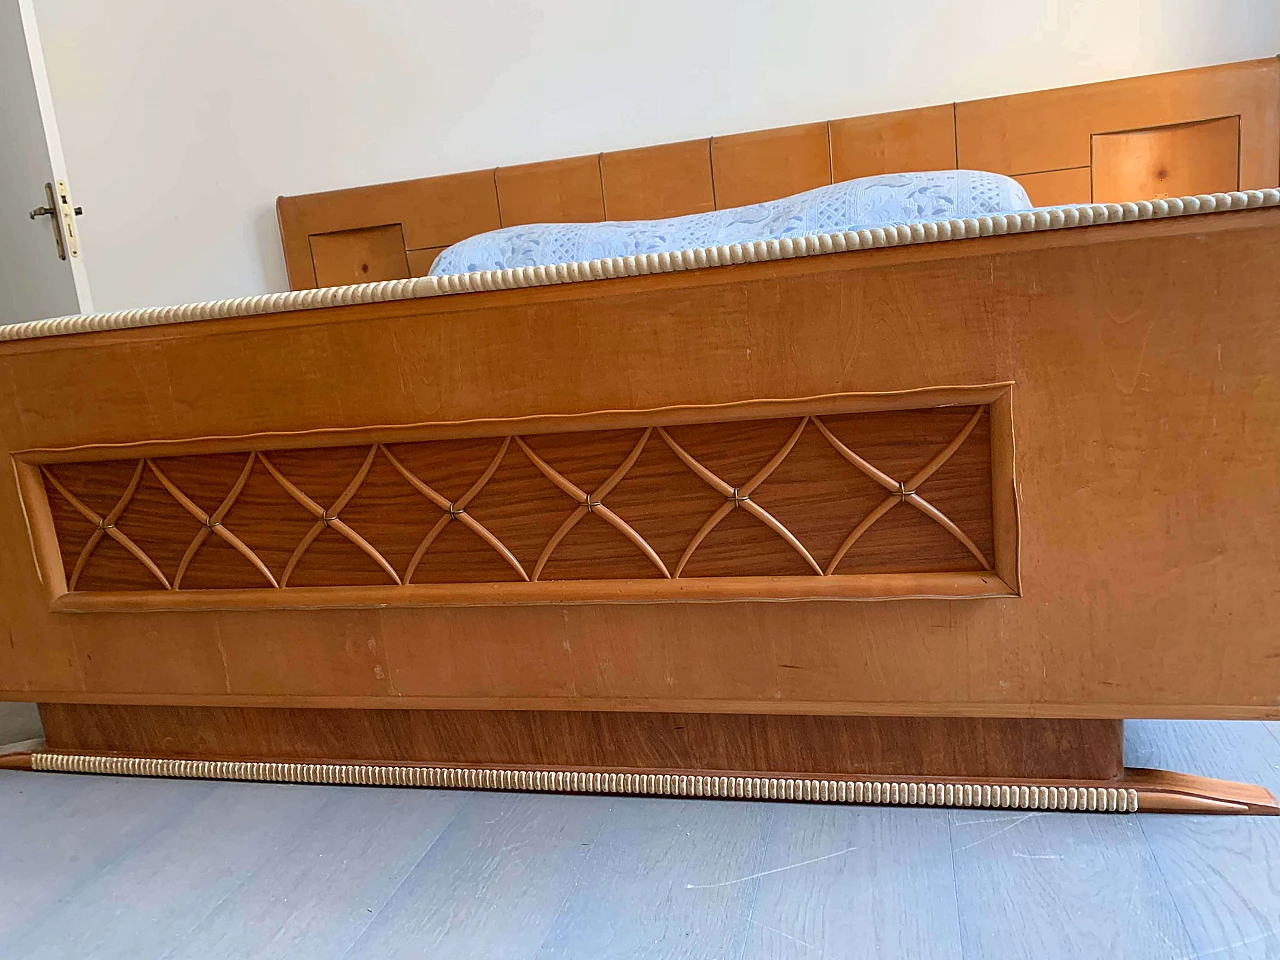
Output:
[29,179,82,261]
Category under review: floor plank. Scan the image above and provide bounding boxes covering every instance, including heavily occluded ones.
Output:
[737,805,962,960]
[2,778,335,960]
[344,791,610,960]
[950,807,1195,960]
[1130,721,1280,960]
[534,796,771,960]
[162,785,464,960]
[0,772,221,947]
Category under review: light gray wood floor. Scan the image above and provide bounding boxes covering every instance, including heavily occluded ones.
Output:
[1,719,1278,960]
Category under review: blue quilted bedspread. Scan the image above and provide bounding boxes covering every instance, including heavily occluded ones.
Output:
[429,169,1031,275]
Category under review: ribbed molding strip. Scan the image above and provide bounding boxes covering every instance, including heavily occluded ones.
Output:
[32,752,1139,812]
[5,189,1276,345]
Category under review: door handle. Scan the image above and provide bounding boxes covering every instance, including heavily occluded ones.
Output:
[29,181,82,261]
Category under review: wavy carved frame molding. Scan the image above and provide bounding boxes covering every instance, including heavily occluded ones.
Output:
[15,385,1018,612]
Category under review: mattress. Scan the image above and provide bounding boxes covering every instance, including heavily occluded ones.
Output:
[430,170,1032,275]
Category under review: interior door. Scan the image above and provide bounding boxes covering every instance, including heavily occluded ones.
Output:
[0,0,88,325]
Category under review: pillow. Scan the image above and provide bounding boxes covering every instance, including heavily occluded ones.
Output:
[430,169,1032,276]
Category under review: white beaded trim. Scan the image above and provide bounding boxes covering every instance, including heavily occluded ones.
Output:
[7,189,1275,346]
[31,752,1138,812]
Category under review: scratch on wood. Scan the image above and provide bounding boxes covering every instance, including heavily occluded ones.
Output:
[685,845,858,889]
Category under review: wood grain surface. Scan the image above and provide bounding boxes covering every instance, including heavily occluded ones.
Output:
[534,798,772,960]
[276,169,502,289]
[829,104,957,182]
[308,225,411,288]
[351,792,611,960]
[1130,721,1280,957]
[495,155,606,227]
[709,122,833,209]
[951,801,1192,957]
[34,403,1000,602]
[741,803,961,958]
[0,209,1277,720]
[1092,116,1241,203]
[1012,167,1092,206]
[600,139,716,220]
[37,704,1125,781]
[955,57,1278,186]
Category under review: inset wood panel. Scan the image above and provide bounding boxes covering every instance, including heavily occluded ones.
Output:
[830,104,956,182]
[406,246,446,276]
[496,155,605,227]
[710,122,832,208]
[1092,117,1240,203]
[277,169,501,289]
[32,390,1014,607]
[308,224,410,288]
[1014,167,1092,206]
[820,407,994,576]
[600,139,715,221]
[955,57,1278,189]
[38,704,1125,781]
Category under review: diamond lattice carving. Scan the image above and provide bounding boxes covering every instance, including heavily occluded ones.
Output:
[39,401,1003,596]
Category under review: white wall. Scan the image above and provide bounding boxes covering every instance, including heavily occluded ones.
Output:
[32,0,1280,313]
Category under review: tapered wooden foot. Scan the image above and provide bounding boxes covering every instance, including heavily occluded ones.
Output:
[1121,767,1279,815]
[0,751,36,770]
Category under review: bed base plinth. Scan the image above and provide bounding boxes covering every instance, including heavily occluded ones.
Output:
[22,704,1277,815]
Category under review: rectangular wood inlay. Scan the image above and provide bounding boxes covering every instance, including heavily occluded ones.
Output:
[22,386,1018,609]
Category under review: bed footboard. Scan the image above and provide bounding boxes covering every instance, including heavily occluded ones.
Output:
[2,204,1279,813]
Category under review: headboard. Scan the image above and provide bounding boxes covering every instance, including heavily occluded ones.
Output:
[276,57,1279,290]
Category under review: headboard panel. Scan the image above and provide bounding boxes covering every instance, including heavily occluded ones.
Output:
[709,121,834,208]
[829,103,957,183]
[600,139,715,221]
[277,57,1279,290]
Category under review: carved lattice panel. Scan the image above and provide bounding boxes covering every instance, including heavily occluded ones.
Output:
[30,389,1018,607]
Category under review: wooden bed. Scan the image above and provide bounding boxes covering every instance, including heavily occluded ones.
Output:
[2,59,1279,815]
